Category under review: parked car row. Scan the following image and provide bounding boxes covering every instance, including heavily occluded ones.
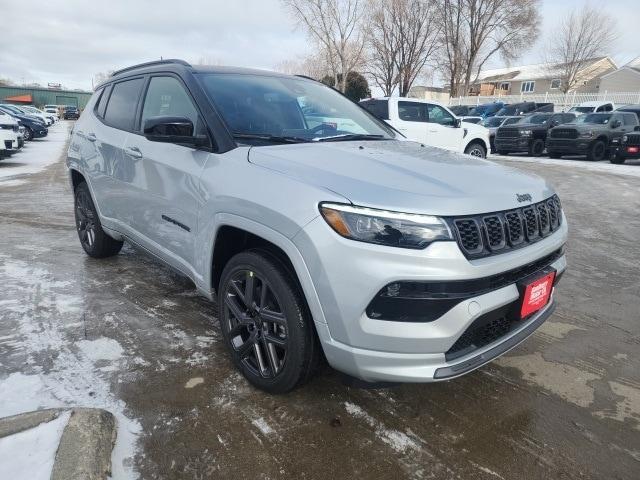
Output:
[0,103,62,159]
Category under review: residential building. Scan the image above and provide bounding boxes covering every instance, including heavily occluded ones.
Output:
[599,57,640,93]
[408,85,450,103]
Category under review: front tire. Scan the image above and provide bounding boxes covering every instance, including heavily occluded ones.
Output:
[528,139,545,157]
[74,182,123,258]
[587,140,606,161]
[464,141,487,158]
[23,127,33,141]
[218,251,320,393]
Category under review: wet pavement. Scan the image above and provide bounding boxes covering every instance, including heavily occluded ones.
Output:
[1,134,639,479]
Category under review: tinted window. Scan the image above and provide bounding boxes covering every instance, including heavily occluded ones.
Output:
[427,104,455,126]
[398,101,428,122]
[623,113,637,126]
[96,85,111,118]
[104,78,144,131]
[360,100,389,120]
[141,76,201,135]
[504,117,522,125]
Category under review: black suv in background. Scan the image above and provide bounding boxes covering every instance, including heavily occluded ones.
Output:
[611,127,640,164]
[495,102,553,117]
[63,106,80,120]
[494,112,576,156]
[546,112,639,161]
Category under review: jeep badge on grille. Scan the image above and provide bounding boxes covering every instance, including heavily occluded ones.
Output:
[516,193,533,203]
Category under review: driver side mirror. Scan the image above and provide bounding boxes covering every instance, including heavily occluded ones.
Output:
[453,117,462,128]
[143,116,208,147]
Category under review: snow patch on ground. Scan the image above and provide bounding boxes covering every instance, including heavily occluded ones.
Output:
[344,402,420,453]
[0,411,71,480]
[76,338,125,362]
[0,122,71,185]
[251,417,275,436]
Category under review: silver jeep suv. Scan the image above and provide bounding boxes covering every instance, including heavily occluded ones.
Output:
[67,60,567,393]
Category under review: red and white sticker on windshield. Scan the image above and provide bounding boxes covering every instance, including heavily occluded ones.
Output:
[520,272,555,318]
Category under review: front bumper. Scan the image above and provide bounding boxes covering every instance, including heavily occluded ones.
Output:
[612,144,640,159]
[494,136,531,153]
[294,212,568,382]
[546,138,590,154]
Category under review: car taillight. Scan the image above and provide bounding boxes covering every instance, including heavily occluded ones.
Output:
[627,146,639,153]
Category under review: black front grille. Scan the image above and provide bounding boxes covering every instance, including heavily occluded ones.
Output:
[448,195,563,259]
[624,134,640,145]
[4,140,11,149]
[446,303,515,360]
[0,124,13,130]
[550,128,578,139]
[497,127,520,138]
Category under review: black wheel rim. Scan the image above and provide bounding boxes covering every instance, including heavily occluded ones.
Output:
[75,190,96,249]
[534,141,544,155]
[223,270,288,378]
[594,143,605,160]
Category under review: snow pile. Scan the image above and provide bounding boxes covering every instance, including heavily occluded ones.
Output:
[0,122,71,186]
[0,411,71,480]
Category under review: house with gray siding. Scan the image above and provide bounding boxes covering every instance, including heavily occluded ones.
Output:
[599,57,640,93]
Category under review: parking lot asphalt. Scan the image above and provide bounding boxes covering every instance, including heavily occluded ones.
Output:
[0,139,639,479]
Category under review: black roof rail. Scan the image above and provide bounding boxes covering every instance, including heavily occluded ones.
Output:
[111,59,192,77]
[295,74,318,82]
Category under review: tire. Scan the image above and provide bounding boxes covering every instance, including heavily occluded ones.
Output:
[528,138,545,157]
[23,127,33,141]
[464,141,486,158]
[217,250,321,393]
[587,140,606,161]
[74,182,123,258]
[548,152,562,159]
[610,154,626,164]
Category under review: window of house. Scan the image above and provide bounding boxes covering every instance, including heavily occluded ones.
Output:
[520,81,535,93]
[499,82,510,91]
[550,79,561,90]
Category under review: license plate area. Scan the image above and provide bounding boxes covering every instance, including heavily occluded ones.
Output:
[517,269,556,319]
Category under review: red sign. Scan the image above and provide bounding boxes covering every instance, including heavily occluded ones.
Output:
[520,272,555,318]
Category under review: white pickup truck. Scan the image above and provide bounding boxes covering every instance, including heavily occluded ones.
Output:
[360,97,491,158]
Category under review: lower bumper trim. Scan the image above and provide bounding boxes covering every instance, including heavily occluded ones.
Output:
[433,302,555,379]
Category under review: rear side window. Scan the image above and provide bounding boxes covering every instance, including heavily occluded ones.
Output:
[623,113,637,126]
[104,78,144,131]
[360,100,389,120]
[398,101,428,122]
[95,85,111,119]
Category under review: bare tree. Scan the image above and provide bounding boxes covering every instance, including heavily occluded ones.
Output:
[282,0,365,92]
[545,6,617,93]
[437,0,541,96]
[273,52,331,80]
[364,0,399,96]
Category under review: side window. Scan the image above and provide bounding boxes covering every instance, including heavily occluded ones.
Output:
[141,76,202,135]
[623,114,636,126]
[95,85,111,119]
[103,78,144,131]
[427,104,455,126]
[398,102,428,122]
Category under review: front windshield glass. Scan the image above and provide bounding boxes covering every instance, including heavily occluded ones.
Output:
[522,114,552,125]
[482,117,504,127]
[504,117,522,125]
[198,73,396,143]
[569,106,594,113]
[496,105,517,116]
[577,113,611,124]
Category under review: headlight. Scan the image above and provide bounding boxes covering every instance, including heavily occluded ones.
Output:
[622,135,628,143]
[319,203,453,249]
[579,130,594,138]
[520,130,532,136]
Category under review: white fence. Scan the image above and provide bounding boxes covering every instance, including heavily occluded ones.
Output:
[448,91,640,111]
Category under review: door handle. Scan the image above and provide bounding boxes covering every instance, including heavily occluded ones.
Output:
[124,146,142,159]
[87,133,97,142]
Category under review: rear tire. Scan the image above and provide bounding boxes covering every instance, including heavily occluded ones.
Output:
[587,140,606,161]
[217,250,320,393]
[464,141,487,158]
[528,139,545,157]
[74,182,123,258]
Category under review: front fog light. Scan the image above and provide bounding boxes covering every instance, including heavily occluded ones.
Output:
[319,203,453,249]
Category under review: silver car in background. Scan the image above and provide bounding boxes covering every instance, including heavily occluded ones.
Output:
[67,60,567,393]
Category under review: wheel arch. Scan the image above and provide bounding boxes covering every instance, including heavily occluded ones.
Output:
[69,168,85,190]
[465,137,488,154]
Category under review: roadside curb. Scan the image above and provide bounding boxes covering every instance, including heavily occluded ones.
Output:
[0,408,117,480]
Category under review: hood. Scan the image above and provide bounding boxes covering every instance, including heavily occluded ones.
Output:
[248,140,554,216]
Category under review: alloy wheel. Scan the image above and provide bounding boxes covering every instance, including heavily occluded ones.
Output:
[468,147,484,157]
[75,189,96,249]
[223,269,288,378]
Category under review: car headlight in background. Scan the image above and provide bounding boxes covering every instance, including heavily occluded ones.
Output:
[622,135,628,143]
[319,203,453,249]
[520,130,532,137]
[579,130,594,138]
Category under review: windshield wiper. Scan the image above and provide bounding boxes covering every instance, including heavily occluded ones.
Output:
[314,134,387,142]
[232,132,309,144]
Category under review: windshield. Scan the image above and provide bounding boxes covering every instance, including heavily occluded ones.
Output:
[522,114,552,125]
[577,113,611,124]
[198,73,396,144]
[504,117,522,125]
[1,105,22,114]
[496,105,518,116]
[470,104,500,115]
[569,106,595,113]
[482,117,504,127]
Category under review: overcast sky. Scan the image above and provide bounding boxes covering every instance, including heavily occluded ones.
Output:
[1,0,638,91]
